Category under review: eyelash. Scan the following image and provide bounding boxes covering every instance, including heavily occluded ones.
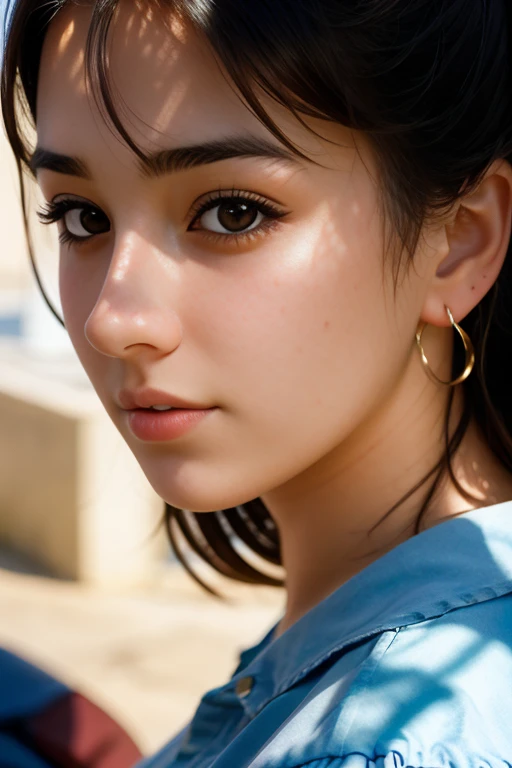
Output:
[37,198,95,247]
[37,189,288,248]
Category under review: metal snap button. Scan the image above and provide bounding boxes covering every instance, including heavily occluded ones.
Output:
[235,676,254,698]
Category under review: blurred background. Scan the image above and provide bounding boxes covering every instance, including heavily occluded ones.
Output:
[0,3,284,755]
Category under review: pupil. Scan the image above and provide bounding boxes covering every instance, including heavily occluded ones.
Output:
[218,201,257,232]
[80,208,109,234]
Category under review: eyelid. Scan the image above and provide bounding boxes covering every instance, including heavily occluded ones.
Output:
[37,196,104,225]
[38,189,287,223]
[188,187,286,215]
[187,188,288,229]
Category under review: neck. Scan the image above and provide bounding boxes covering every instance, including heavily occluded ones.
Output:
[262,354,512,639]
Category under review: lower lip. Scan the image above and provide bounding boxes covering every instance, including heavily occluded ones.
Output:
[126,408,217,441]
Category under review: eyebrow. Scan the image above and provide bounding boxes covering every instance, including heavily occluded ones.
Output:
[30,136,301,179]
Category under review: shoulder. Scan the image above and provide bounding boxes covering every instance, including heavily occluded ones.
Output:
[252,594,512,768]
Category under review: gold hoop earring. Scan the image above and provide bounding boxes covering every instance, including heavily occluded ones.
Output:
[415,306,475,386]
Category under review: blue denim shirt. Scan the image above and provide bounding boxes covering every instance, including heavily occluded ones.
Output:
[142,500,512,768]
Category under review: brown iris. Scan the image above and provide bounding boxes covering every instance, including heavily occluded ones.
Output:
[80,208,110,234]
[217,201,258,232]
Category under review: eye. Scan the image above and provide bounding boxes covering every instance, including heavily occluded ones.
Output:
[37,198,111,244]
[64,207,110,238]
[199,200,264,234]
[188,192,286,239]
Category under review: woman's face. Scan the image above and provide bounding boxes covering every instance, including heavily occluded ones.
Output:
[35,2,435,512]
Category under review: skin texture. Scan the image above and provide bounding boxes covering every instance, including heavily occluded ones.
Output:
[35,1,512,634]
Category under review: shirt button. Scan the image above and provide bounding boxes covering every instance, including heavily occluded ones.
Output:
[235,676,254,698]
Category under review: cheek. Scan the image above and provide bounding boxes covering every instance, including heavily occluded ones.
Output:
[60,257,81,342]
[189,213,394,428]
[59,255,103,375]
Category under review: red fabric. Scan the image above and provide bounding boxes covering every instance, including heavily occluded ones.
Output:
[25,691,142,768]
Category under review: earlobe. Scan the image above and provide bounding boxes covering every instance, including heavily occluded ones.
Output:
[421,160,512,327]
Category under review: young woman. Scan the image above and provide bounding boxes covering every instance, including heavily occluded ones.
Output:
[3,0,512,764]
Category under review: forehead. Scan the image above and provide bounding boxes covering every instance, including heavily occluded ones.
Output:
[36,1,365,183]
[36,1,271,156]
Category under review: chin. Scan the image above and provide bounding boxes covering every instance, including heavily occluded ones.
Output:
[139,463,259,514]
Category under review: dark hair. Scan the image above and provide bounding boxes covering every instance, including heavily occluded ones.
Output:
[3,0,512,595]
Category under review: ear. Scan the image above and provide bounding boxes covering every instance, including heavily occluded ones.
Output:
[420,159,512,327]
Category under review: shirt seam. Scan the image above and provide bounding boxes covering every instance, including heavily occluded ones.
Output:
[273,579,512,701]
[335,627,402,753]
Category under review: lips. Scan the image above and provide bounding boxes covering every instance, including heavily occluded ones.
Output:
[126,404,216,441]
[117,387,210,411]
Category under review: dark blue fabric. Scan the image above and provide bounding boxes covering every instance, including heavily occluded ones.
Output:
[141,500,512,768]
[0,732,54,768]
[0,649,69,722]
[0,650,69,767]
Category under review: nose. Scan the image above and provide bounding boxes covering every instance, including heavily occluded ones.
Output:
[84,232,183,359]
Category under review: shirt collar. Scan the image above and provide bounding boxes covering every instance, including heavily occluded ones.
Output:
[230,499,512,717]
